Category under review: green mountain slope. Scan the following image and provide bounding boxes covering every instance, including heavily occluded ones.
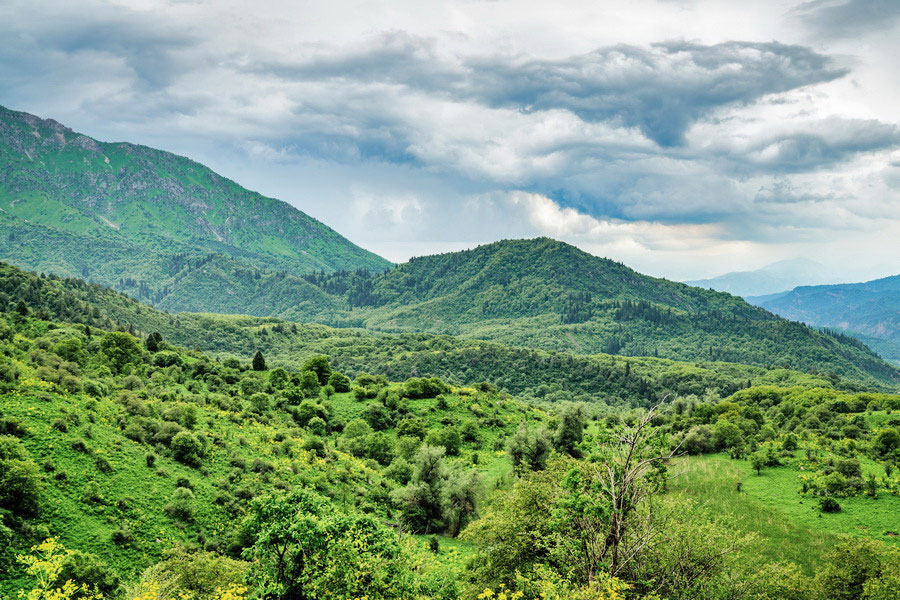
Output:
[3,260,881,405]
[753,275,900,364]
[299,239,900,386]
[0,104,391,305]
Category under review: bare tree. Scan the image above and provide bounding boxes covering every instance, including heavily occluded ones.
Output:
[556,405,679,583]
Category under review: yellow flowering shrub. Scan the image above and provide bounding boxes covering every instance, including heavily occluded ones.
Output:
[16,538,102,600]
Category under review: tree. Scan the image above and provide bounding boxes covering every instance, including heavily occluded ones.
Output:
[298,371,320,397]
[327,372,351,393]
[0,435,42,517]
[750,450,766,475]
[554,403,585,457]
[507,424,551,473]
[170,431,204,467]
[557,408,675,580]
[145,331,163,352]
[872,428,899,459]
[442,468,480,536]
[252,351,267,371]
[392,445,448,533]
[301,355,332,386]
[244,489,415,600]
[362,402,392,431]
[815,538,900,600]
[99,332,142,373]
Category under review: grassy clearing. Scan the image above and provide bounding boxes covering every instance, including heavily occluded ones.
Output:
[673,454,900,574]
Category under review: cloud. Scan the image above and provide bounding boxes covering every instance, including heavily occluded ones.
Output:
[0,0,896,282]
[257,36,849,147]
[711,118,900,173]
[793,0,900,39]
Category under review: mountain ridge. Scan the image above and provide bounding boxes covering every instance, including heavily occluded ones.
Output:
[685,257,840,297]
[753,274,900,364]
[0,104,392,302]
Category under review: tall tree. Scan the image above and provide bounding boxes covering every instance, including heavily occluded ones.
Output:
[252,350,267,371]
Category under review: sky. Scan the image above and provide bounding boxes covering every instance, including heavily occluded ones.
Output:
[1,0,898,281]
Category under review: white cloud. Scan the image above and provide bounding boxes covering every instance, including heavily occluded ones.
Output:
[0,0,896,281]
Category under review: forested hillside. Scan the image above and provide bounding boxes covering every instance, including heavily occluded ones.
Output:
[1,294,898,600]
[753,275,900,365]
[0,104,391,303]
[1,261,893,405]
[295,239,899,386]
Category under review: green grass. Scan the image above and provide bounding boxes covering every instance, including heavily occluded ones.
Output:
[672,454,900,575]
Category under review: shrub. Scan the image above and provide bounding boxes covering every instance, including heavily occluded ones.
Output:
[403,377,448,399]
[165,487,195,521]
[0,435,42,516]
[95,455,113,474]
[171,431,204,467]
[302,436,327,458]
[307,416,326,436]
[56,550,120,596]
[362,402,392,431]
[327,372,351,393]
[820,497,841,513]
[111,526,134,545]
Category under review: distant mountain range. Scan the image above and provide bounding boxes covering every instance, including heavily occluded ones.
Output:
[0,104,391,309]
[750,274,900,365]
[0,105,896,386]
[685,258,840,297]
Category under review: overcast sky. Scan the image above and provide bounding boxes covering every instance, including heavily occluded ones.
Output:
[1,0,898,280]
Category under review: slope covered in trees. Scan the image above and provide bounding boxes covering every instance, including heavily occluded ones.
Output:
[752,275,900,365]
[296,239,899,386]
[1,304,898,600]
[0,104,391,306]
[1,260,892,406]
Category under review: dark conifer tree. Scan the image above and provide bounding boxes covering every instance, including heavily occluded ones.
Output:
[252,350,267,371]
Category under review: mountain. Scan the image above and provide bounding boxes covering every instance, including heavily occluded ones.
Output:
[0,260,889,403]
[290,238,899,386]
[753,274,900,364]
[684,258,838,297]
[0,104,391,308]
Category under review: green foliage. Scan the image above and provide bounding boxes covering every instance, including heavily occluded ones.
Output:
[251,350,266,372]
[98,332,142,374]
[244,488,416,600]
[0,435,42,517]
[170,432,204,468]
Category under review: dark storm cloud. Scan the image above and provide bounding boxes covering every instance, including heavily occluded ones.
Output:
[258,36,848,147]
[793,0,900,39]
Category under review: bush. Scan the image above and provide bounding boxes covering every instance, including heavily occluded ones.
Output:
[111,526,134,545]
[170,431,204,467]
[165,487,195,521]
[426,427,461,456]
[820,497,841,513]
[403,377,448,399]
[56,550,120,596]
[327,372,351,393]
[0,435,42,516]
[362,402,392,431]
[302,436,326,458]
